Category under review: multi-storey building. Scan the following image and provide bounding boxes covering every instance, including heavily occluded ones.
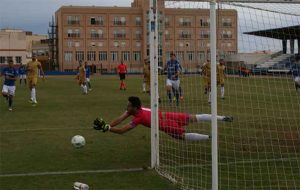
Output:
[0,29,48,66]
[55,0,237,72]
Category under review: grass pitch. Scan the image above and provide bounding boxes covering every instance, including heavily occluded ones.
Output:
[0,74,299,189]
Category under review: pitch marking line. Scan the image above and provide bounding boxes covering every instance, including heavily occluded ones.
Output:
[0,168,145,178]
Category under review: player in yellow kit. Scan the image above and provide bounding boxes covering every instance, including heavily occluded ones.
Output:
[26,56,45,105]
[142,58,150,93]
[77,60,87,94]
[217,59,226,99]
[202,59,211,103]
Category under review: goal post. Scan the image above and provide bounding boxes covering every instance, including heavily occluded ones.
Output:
[150,0,300,189]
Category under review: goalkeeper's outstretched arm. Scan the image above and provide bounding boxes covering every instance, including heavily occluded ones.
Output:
[109,111,130,127]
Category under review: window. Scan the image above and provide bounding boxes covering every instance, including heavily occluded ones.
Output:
[67,41,73,47]
[113,16,126,25]
[74,29,80,38]
[135,30,141,39]
[0,56,5,64]
[136,17,141,25]
[111,51,118,62]
[91,17,96,25]
[197,51,206,61]
[200,18,210,27]
[133,51,141,61]
[175,51,184,61]
[222,18,232,27]
[200,30,210,39]
[136,42,141,47]
[114,29,126,39]
[122,51,130,61]
[15,56,22,64]
[179,17,191,27]
[99,51,107,61]
[75,42,80,47]
[6,56,13,62]
[187,51,194,61]
[87,51,96,61]
[179,30,191,39]
[67,16,80,25]
[67,29,72,37]
[75,51,84,61]
[165,17,170,27]
[64,51,73,62]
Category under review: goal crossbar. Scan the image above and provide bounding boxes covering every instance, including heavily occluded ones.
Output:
[165,0,300,3]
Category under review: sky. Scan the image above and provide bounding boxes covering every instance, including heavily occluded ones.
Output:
[0,0,131,34]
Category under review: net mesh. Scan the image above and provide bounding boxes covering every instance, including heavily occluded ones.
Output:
[155,1,300,189]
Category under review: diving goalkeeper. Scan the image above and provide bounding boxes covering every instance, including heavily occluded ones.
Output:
[93,96,233,141]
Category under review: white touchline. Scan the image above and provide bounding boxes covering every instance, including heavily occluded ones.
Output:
[0,168,145,178]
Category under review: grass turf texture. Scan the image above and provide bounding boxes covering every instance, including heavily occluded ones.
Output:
[0,75,299,189]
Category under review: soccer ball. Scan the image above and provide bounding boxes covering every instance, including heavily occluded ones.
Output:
[71,135,86,148]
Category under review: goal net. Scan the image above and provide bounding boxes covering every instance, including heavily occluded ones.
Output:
[152,0,300,189]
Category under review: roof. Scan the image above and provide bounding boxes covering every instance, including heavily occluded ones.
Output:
[244,25,300,40]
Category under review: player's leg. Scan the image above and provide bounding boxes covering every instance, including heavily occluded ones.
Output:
[166,79,172,105]
[7,86,15,111]
[142,79,146,92]
[172,80,180,106]
[2,85,9,101]
[24,75,27,85]
[189,114,233,123]
[31,78,38,104]
[19,75,22,84]
[86,78,92,90]
[220,80,225,99]
[123,74,126,90]
[28,78,34,102]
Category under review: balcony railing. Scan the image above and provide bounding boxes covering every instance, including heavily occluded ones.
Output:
[91,20,104,25]
[200,34,210,39]
[91,34,104,39]
[179,34,192,39]
[67,20,80,25]
[67,33,80,38]
[222,22,232,27]
[113,21,126,26]
[114,33,126,39]
[222,34,232,39]
[200,22,210,27]
[180,22,191,27]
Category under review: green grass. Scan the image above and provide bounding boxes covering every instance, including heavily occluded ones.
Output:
[0,75,299,190]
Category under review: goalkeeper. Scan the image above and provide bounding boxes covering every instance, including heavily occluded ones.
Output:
[93,96,233,141]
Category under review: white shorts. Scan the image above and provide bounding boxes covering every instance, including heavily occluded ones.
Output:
[86,78,90,82]
[2,85,16,96]
[295,76,300,84]
[166,79,180,90]
[20,74,27,79]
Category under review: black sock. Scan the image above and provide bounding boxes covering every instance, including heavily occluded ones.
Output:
[8,96,12,107]
[167,91,172,102]
[88,82,91,89]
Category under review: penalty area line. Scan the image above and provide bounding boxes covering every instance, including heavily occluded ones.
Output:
[0,168,145,178]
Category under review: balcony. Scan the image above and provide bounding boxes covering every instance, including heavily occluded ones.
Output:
[67,33,80,38]
[179,34,192,39]
[113,21,126,26]
[180,22,192,27]
[200,34,209,39]
[222,22,232,27]
[91,34,104,39]
[222,34,232,39]
[91,20,104,25]
[200,22,209,27]
[114,33,126,39]
[67,20,80,25]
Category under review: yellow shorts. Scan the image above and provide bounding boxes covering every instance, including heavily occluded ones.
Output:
[28,77,38,86]
[218,78,225,85]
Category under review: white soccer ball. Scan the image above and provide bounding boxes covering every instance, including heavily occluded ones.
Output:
[71,135,86,148]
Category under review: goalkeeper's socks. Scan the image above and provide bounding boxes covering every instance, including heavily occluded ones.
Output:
[196,114,225,121]
[184,133,209,141]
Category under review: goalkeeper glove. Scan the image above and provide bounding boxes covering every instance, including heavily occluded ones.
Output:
[93,118,111,132]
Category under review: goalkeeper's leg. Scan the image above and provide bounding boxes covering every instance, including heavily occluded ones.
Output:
[189,114,233,123]
[184,133,210,141]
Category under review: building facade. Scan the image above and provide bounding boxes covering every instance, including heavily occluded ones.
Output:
[0,29,48,66]
[55,0,237,72]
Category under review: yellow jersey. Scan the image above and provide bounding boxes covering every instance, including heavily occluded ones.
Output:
[217,64,226,80]
[143,64,150,81]
[26,60,41,78]
[202,62,211,77]
[78,66,86,80]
